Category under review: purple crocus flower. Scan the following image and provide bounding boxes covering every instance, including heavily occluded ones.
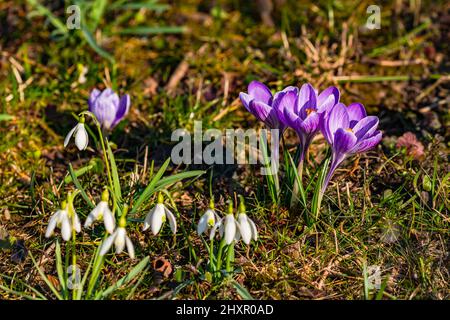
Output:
[88,88,130,130]
[274,83,340,161]
[239,81,285,131]
[320,102,382,193]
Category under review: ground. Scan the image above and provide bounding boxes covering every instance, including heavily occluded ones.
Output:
[0,0,449,300]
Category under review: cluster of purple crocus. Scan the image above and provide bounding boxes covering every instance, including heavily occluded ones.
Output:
[239,80,382,199]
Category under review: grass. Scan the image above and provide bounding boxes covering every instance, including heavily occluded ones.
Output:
[0,0,449,300]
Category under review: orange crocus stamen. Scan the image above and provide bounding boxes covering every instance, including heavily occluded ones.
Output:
[306,108,315,116]
[346,128,353,132]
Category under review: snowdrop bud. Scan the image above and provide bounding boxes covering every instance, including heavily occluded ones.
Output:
[101,188,109,202]
[157,192,164,204]
[119,204,129,228]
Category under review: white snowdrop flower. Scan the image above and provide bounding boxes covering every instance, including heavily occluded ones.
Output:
[236,213,258,245]
[99,227,135,259]
[143,193,177,235]
[45,199,81,241]
[197,200,220,236]
[210,200,238,245]
[235,195,257,245]
[223,214,238,245]
[99,206,135,259]
[84,189,115,234]
[64,117,88,150]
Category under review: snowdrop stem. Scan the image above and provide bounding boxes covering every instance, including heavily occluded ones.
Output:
[209,238,215,271]
[71,227,77,300]
[98,132,114,196]
[215,238,227,274]
[80,111,114,198]
[225,243,234,275]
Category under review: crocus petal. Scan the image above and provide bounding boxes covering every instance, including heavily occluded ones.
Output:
[296,83,316,114]
[317,86,340,113]
[352,116,379,140]
[94,98,116,130]
[63,125,77,148]
[237,214,252,245]
[45,212,59,238]
[61,215,72,241]
[103,206,116,234]
[326,103,350,144]
[248,81,272,104]
[114,227,126,254]
[224,215,236,245]
[99,230,117,256]
[150,204,165,235]
[88,88,101,111]
[164,207,177,235]
[273,87,298,126]
[143,207,155,231]
[351,131,382,154]
[74,124,88,150]
[239,92,253,112]
[111,94,130,128]
[298,111,320,135]
[249,100,278,128]
[334,128,358,155]
[125,236,135,259]
[347,103,367,127]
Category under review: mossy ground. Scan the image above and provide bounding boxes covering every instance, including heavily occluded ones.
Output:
[0,0,448,299]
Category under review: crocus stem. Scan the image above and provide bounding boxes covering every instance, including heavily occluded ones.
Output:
[96,124,114,196]
[271,137,280,196]
[316,156,343,218]
[321,156,343,195]
[225,243,234,275]
[290,157,304,208]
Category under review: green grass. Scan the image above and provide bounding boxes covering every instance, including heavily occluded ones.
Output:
[0,0,448,300]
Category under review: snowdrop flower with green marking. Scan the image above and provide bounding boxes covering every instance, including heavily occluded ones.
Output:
[143,193,177,235]
[64,116,89,150]
[84,189,115,234]
[197,199,220,236]
[45,194,81,241]
[210,200,238,245]
[235,196,258,245]
[99,205,134,259]
[45,201,71,240]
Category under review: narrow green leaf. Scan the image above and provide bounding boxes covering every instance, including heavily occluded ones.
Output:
[116,26,186,35]
[231,280,254,300]
[106,142,122,201]
[68,163,95,208]
[55,241,67,298]
[131,158,170,213]
[81,26,115,64]
[26,0,68,35]
[29,251,63,300]
[0,114,14,121]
